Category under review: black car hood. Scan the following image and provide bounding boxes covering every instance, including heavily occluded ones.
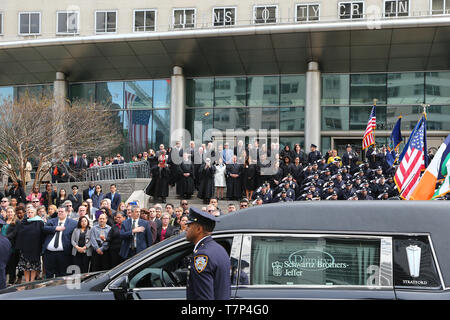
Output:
[0,272,106,298]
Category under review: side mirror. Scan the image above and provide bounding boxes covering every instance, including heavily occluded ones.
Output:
[108,275,132,300]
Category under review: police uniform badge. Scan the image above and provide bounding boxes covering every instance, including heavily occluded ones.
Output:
[194,255,208,273]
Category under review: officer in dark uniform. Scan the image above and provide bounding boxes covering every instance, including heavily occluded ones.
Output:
[185,207,230,300]
[307,144,322,164]
[0,220,11,290]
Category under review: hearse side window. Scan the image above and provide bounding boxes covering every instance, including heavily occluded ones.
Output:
[251,236,380,286]
[393,236,441,289]
[127,237,234,289]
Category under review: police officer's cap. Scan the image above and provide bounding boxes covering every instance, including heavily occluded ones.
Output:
[281,189,287,194]
[346,181,353,186]
[186,207,217,228]
[346,144,352,148]
[255,195,263,201]
[311,144,317,148]
[376,166,383,170]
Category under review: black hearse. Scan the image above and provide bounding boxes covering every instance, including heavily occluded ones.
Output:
[1,201,449,300]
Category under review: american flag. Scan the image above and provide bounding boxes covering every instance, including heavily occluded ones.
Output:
[394,117,426,200]
[362,105,376,150]
[125,91,151,153]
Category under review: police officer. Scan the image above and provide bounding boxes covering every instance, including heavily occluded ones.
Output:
[185,207,230,300]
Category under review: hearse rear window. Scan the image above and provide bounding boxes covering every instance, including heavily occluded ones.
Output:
[251,236,380,286]
[393,235,441,289]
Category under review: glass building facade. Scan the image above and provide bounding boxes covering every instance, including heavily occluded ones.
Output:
[1,71,449,159]
[186,75,306,149]
[320,72,450,152]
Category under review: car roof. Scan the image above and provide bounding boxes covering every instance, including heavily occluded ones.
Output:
[216,201,450,287]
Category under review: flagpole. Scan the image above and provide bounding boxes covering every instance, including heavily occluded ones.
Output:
[373,98,378,145]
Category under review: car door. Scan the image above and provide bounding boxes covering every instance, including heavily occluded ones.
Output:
[110,234,241,300]
[234,233,396,300]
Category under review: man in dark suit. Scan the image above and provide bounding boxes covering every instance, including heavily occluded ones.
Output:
[40,182,57,209]
[119,206,153,260]
[83,182,96,201]
[105,184,121,211]
[69,151,81,170]
[42,206,77,278]
[80,154,90,169]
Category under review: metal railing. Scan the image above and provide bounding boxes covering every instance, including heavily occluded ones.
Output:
[83,161,150,181]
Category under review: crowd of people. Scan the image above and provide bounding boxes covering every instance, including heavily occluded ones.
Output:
[0,181,201,288]
[1,139,447,288]
[143,140,409,203]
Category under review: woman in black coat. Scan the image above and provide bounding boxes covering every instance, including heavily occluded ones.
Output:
[14,208,44,283]
[280,145,293,163]
[106,212,126,268]
[291,144,308,166]
[243,156,258,201]
[5,180,26,205]
[197,159,216,204]
[146,160,170,203]
[280,156,295,178]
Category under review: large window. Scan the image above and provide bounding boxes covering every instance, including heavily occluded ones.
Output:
[57,11,79,34]
[96,11,117,33]
[384,0,409,17]
[254,5,277,24]
[19,12,40,35]
[431,0,450,14]
[186,78,214,108]
[322,106,388,130]
[281,75,306,106]
[0,86,14,103]
[16,84,53,100]
[425,72,450,104]
[70,83,96,102]
[350,74,387,104]
[322,74,350,105]
[247,76,279,106]
[173,8,196,29]
[68,80,170,155]
[213,7,236,26]
[387,72,424,105]
[296,4,320,21]
[215,77,246,107]
[134,10,156,32]
[186,75,306,132]
[251,236,380,286]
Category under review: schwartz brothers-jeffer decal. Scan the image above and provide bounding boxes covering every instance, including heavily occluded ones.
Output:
[272,249,348,277]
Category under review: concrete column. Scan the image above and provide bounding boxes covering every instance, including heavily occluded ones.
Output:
[53,72,68,156]
[53,71,68,107]
[305,61,321,151]
[170,66,186,145]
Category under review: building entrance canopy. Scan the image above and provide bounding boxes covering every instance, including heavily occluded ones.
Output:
[0,16,450,86]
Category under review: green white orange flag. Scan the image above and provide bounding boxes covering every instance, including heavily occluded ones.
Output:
[410,134,450,200]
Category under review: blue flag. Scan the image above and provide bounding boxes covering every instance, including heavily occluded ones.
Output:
[386,117,403,166]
